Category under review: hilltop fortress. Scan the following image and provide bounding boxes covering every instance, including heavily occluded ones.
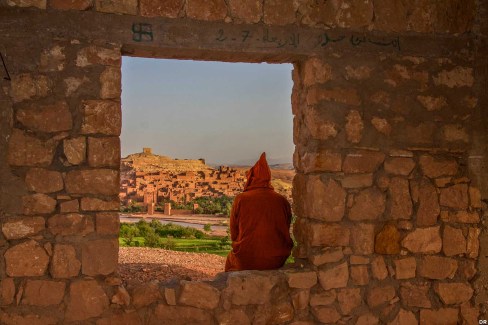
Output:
[119,148,247,209]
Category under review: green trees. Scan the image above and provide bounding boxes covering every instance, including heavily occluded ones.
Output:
[153,196,235,216]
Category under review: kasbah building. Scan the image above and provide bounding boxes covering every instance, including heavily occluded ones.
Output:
[0,1,487,324]
[119,147,247,213]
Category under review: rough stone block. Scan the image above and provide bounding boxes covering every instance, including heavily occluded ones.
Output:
[150,304,214,324]
[4,240,49,277]
[11,73,52,103]
[65,169,119,195]
[366,285,396,308]
[60,199,79,213]
[309,290,336,306]
[264,0,296,25]
[417,95,448,111]
[307,221,350,247]
[228,0,262,23]
[443,225,466,256]
[373,0,408,32]
[419,308,458,325]
[371,116,392,135]
[371,256,388,280]
[345,65,373,80]
[337,288,362,315]
[179,281,221,309]
[345,110,364,143]
[375,224,401,254]
[306,87,361,106]
[309,247,344,266]
[164,287,176,306]
[401,226,442,254]
[400,282,431,308]
[341,174,373,188]
[311,306,341,324]
[467,227,480,258]
[95,0,136,14]
[96,312,142,325]
[433,67,474,88]
[25,168,63,193]
[111,286,131,306]
[302,58,333,86]
[64,137,86,165]
[2,216,45,240]
[0,278,15,306]
[187,0,227,21]
[17,101,72,133]
[300,150,342,173]
[0,313,58,325]
[388,177,413,219]
[48,213,94,236]
[81,197,119,211]
[6,0,46,8]
[100,66,121,99]
[435,283,473,305]
[66,280,109,321]
[80,100,121,135]
[81,239,118,276]
[343,151,385,173]
[417,178,440,226]
[394,257,416,279]
[140,0,183,18]
[22,280,65,306]
[384,158,415,176]
[285,270,317,289]
[39,45,66,71]
[350,265,369,285]
[50,0,93,10]
[349,187,386,220]
[356,313,379,325]
[226,271,280,305]
[318,262,349,290]
[337,0,373,28]
[76,46,120,67]
[303,176,345,222]
[418,256,457,280]
[469,186,482,208]
[419,155,458,178]
[50,244,81,278]
[96,212,119,235]
[88,137,120,167]
[442,124,469,143]
[303,107,338,140]
[7,129,57,167]
[22,193,57,215]
[351,223,374,254]
[439,184,469,209]
[132,282,161,308]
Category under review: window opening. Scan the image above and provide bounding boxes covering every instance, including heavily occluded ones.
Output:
[119,57,294,283]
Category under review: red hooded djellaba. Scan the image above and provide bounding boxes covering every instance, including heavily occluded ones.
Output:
[225,153,293,272]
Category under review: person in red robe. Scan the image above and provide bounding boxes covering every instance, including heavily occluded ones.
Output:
[225,152,293,271]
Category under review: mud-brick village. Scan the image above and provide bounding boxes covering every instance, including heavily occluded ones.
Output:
[1,0,488,324]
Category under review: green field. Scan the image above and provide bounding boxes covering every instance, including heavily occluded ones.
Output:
[119,236,231,257]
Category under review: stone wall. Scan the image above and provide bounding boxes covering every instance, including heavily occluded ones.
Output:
[0,1,486,324]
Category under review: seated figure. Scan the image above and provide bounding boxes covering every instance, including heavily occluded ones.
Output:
[225,152,293,271]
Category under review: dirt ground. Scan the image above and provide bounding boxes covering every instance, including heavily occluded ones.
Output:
[118,247,227,284]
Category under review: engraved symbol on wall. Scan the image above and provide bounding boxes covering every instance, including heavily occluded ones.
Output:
[132,23,154,42]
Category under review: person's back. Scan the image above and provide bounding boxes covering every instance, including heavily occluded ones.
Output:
[225,153,293,271]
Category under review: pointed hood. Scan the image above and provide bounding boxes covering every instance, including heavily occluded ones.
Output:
[243,152,274,191]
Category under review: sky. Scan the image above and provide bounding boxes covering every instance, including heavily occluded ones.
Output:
[121,57,294,166]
